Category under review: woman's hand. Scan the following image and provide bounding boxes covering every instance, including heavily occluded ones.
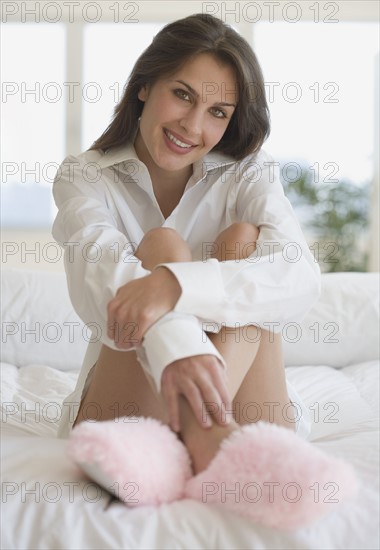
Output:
[107,267,181,349]
[160,355,232,432]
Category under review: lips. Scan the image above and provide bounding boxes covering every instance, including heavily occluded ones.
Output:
[164,128,197,149]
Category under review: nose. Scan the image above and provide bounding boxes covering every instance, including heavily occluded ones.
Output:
[179,106,203,137]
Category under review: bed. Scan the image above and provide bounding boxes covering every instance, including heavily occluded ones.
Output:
[1,267,379,549]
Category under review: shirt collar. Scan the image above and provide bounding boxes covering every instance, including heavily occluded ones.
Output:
[191,150,236,183]
[96,142,143,169]
[96,142,236,179]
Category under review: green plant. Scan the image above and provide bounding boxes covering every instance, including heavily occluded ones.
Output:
[282,170,370,272]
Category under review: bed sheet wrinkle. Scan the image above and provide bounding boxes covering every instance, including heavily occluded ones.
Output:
[1,268,378,548]
[1,363,20,402]
[285,363,378,441]
[1,361,379,548]
[1,363,77,437]
[341,362,380,415]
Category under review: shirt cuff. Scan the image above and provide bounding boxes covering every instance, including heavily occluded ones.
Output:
[156,259,225,317]
[139,312,226,392]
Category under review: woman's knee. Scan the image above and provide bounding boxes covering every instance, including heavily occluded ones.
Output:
[136,227,192,266]
[140,227,180,246]
[223,222,259,241]
[212,222,260,261]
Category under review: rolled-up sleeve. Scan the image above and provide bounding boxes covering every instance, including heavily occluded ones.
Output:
[139,312,226,391]
[52,155,226,389]
[156,154,321,332]
[52,155,150,350]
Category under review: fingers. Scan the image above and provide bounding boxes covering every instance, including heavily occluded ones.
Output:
[162,375,210,432]
[161,375,180,433]
[208,364,232,426]
[199,377,230,427]
[107,296,152,349]
[161,357,232,433]
[183,381,213,429]
[107,319,140,350]
[106,275,174,348]
[107,297,133,346]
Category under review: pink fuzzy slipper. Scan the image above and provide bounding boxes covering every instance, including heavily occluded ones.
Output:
[67,416,192,506]
[185,421,358,530]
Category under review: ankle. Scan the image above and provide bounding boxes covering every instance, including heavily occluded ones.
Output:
[182,421,239,474]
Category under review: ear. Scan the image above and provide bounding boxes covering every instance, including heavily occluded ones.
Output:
[138,84,149,102]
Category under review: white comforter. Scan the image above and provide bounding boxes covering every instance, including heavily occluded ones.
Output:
[1,269,379,549]
[1,360,379,550]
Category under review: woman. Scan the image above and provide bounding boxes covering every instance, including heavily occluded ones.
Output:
[52,14,336,523]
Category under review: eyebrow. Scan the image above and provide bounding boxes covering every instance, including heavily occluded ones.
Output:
[173,79,237,108]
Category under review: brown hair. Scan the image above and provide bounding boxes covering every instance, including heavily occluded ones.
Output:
[90,14,270,160]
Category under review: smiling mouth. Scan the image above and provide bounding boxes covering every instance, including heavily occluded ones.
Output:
[164,129,196,149]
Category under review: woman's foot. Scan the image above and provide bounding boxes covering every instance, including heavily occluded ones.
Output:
[185,421,358,530]
[67,416,192,506]
[181,420,240,474]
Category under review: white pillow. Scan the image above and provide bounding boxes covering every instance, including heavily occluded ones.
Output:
[1,269,87,371]
[1,269,379,370]
[283,272,379,367]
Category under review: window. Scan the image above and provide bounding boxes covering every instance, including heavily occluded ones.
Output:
[82,23,162,150]
[1,23,65,227]
[1,12,378,272]
[1,21,162,228]
[254,21,378,184]
[253,21,379,271]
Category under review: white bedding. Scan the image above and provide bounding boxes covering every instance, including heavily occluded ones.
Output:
[1,269,379,549]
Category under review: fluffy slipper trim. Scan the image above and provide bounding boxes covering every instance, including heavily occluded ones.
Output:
[185,421,358,530]
[67,416,192,506]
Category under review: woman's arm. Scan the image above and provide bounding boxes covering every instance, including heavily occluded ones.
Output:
[155,151,321,332]
[52,153,226,386]
[52,154,151,350]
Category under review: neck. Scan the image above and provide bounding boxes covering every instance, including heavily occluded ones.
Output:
[148,161,192,192]
[134,131,192,192]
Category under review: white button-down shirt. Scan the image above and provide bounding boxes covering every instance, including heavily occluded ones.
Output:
[52,142,320,436]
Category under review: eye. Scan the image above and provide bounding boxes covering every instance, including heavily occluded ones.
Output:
[210,107,227,119]
[173,88,191,102]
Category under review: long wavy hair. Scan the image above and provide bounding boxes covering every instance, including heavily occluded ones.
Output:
[89,14,270,160]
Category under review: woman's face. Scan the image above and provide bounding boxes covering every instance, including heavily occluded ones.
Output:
[134,53,238,179]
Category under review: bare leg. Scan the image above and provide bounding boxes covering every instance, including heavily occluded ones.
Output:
[74,224,293,476]
[134,227,192,270]
[73,228,192,427]
[178,222,293,473]
[232,331,295,428]
[209,223,294,428]
[208,223,294,430]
